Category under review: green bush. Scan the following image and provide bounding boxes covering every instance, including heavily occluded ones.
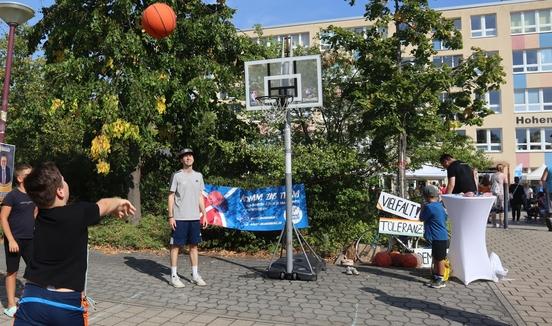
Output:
[89,214,170,250]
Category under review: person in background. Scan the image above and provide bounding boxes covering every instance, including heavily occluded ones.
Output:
[478,174,492,194]
[0,164,36,318]
[439,183,447,195]
[490,164,506,228]
[419,185,449,289]
[439,154,477,195]
[523,182,534,213]
[537,190,548,220]
[167,148,208,288]
[477,174,493,223]
[509,177,525,223]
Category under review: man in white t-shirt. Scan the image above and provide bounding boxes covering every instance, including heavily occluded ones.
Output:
[167,148,207,287]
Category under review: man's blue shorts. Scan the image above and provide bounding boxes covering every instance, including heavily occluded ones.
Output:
[14,283,84,325]
[170,220,202,246]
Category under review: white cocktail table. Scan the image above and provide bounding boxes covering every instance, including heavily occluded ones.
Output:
[441,195,496,285]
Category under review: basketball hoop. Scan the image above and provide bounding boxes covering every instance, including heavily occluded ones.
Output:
[254,95,294,124]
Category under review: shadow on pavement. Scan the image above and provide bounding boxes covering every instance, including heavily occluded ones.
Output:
[356,265,429,282]
[356,265,467,286]
[123,256,171,284]
[362,287,510,326]
[207,256,266,279]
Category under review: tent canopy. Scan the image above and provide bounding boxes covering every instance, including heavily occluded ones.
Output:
[514,164,523,178]
[405,164,447,180]
[524,164,547,181]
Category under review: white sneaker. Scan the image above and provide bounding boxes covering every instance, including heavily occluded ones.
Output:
[170,276,185,288]
[191,275,207,286]
[4,306,16,318]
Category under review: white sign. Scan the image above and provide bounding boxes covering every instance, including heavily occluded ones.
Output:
[413,247,433,268]
[378,217,424,238]
[376,191,421,220]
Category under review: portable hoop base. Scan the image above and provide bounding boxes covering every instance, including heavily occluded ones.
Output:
[265,222,326,282]
[266,253,326,281]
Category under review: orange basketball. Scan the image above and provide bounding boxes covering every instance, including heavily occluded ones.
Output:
[141,3,177,39]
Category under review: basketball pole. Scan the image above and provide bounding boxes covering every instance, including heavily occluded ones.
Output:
[282,36,294,275]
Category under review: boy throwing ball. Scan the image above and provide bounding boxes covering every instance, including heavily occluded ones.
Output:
[419,185,449,289]
[14,162,135,325]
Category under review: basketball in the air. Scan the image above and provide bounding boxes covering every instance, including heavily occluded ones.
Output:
[141,3,177,39]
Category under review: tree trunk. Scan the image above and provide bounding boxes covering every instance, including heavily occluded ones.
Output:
[127,165,141,225]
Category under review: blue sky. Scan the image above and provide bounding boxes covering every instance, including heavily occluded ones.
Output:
[2,0,500,33]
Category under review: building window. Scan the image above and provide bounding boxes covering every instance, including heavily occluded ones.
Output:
[319,30,334,51]
[291,32,310,48]
[471,14,497,37]
[432,55,463,68]
[432,39,445,51]
[433,18,461,51]
[516,128,552,151]
[511,9,552,34]
[348,26,369,39]
[514,88,552,112]
[456,130,466,137]
[512,49,552,73]
[476,128,502,152]
[485,90,501,113]
[257,32,310,48]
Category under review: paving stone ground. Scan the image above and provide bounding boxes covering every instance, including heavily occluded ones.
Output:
[0,219,550,325]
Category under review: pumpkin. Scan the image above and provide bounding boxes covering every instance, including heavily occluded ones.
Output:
[390,251,402,266]
[373,251,392,267]
[400,253,422,268]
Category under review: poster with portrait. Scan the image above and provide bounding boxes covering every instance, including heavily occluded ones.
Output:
[0,143,15,202]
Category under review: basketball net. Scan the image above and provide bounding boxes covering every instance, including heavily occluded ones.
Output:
[253,95,294,125]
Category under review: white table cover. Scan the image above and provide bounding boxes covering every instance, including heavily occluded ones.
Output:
[441,195,496,285]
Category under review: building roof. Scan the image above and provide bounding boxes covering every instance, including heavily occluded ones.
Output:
[240,0,539,32]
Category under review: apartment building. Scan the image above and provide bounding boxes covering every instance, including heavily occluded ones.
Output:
[242,0,552,182]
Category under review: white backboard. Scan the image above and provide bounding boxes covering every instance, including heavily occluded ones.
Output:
[244,55,322,111]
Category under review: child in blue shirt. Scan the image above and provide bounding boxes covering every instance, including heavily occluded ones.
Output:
[419,185,449,289]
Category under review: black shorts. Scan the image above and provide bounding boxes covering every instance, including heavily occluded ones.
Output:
[431,240,448,262]
[4,237,33,273]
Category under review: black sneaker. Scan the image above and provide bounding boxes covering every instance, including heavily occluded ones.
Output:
[424,274,438,287]
[430,278,446,289]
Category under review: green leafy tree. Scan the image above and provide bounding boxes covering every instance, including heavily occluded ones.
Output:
[323,0,505,182]
[25,0,261,222]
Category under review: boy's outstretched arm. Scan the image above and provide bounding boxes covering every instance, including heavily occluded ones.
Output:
[96,198,136,218]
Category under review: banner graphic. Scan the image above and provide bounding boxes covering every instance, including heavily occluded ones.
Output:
[202,184,308,231]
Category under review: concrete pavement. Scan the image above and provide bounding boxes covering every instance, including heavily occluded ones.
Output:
[0,221,550,325]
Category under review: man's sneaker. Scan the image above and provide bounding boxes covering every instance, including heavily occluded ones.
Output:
[170,276,185,288]
[430,278,446,289]
[191,275,207,286]
[3,306,17,318]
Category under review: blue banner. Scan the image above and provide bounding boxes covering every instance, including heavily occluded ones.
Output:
[201,184,308,231]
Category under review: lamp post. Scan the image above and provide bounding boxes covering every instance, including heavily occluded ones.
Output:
[0,1,34,143]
